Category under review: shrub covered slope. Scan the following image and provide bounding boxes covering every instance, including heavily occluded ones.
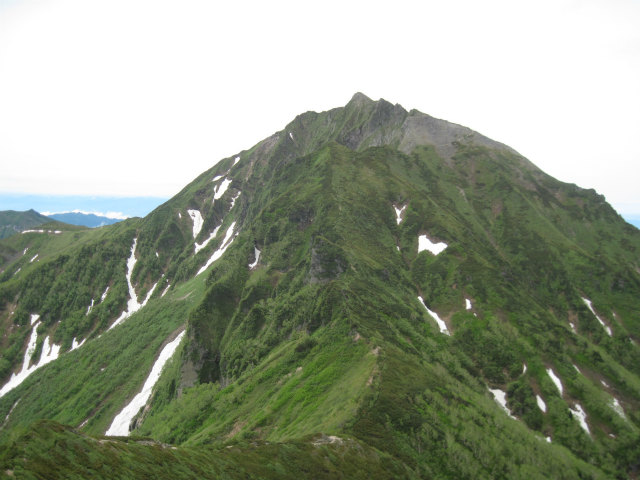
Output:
[0,93,639,478]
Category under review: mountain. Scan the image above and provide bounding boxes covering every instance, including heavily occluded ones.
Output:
[0,93,639,479]
[0,210,50,239]
[45,212,124,228]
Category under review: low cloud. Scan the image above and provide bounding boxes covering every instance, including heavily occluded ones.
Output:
[41,209,130,220]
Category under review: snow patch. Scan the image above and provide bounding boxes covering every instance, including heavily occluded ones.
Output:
[489,388,516,419]
[187,210,204,239]
[546,436,552,443]
[547,368,563,396]
[212,175,224,182]
[2,399,20,428]
[161,284,171,297]
[581,297,612,336]
[233,156,240,165]
[248,246,261,269]
[393,205,406,225]
[71,337,86,351]
[522,363,527,375]
[178,212,181,219]
[0,316,62,398]
[86,298,94,315]
[229,191,241,210]
[194,225,221,254]
[214,178,232,200]
[105,331,185,436]
[196,222,237,276]
[21,229,61,234]
[465,298,472,310]
[109,239,157,330]
[418,235,447,255]
[23,248,28,255]
[288,132,294,141]
[536,395,547,413]
[569,322,577,333]
[570,404,590,434]
[417,296,450,335]
[13,268,21,276]
[573,364,581,374]
[29,254,38,263]
[611,398,627,420]
[100,286,110,303]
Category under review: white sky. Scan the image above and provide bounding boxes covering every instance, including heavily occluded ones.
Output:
[1,0,639,213]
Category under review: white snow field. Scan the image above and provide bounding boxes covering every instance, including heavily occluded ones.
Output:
[194,225,221,254]
[417,235,448,255]
[105,331,185,436]
[393,205,406,225]
[536,394,547,413]
[417,296,450,335]
[100,286,110,302]
[229,192,241,210]
[109,239,159,330]
[187,210,204,239]
[196,222,237,276]
[86,298,94,315]
[248,247,261,269]
[611,398,627,420]
[71,337,86,351]
[0,315,62,397]
[546,368,563,395]
[214,178,232,200]
[489,388,516,419]
[581,297,612,336]
[570,404,590,434]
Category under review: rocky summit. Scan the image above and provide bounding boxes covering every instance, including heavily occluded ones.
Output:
[0,93,639,479]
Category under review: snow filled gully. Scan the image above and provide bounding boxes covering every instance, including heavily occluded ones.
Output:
[105,330,185,436]
[417,296,450,336]
[109,238,159,330]
[581,297,612,336]
[0,315,62,398]
[196,222,237,276]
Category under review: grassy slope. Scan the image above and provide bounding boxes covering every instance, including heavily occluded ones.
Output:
[0,96,639,478]
[134,142,637,477]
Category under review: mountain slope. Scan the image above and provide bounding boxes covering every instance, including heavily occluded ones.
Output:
[0,210,51,239]
[0,93,639,478]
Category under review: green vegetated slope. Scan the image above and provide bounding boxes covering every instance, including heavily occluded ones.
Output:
[0,210,51,240]
[1,93,639,478]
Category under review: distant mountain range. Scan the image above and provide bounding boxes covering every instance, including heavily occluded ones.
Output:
[45,212,124,228]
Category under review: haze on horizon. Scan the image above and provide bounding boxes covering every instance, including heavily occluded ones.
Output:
[1,0,639,214]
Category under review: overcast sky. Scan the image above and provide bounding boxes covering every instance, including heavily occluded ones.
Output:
[1,0,639,214]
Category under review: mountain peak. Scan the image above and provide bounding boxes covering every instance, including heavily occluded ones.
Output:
[348,91,374,105]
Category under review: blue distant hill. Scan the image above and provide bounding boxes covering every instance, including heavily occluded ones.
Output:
[46,212,124,228]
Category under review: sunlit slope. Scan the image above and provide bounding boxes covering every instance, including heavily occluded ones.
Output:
[0,93,639,478]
